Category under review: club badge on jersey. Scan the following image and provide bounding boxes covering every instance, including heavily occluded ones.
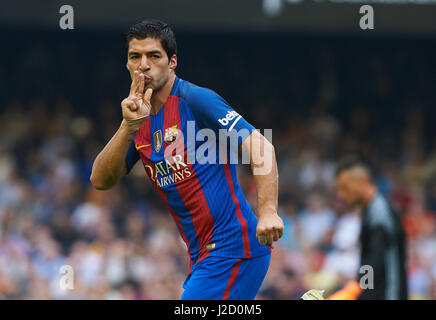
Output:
[164,124,179,144]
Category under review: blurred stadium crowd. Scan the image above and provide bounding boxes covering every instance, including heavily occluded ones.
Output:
[0,30,436,299]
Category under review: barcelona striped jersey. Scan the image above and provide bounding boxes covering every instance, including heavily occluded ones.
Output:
[125,76,271,273]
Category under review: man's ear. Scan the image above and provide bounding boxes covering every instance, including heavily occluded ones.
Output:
[169,54,177,70]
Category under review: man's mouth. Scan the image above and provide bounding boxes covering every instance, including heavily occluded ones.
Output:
[141,74,152,83]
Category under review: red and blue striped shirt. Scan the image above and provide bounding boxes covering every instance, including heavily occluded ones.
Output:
[125,76,270,271]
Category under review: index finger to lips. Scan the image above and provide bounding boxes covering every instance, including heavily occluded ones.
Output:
[137,73,145,96]
[130,71,139,95]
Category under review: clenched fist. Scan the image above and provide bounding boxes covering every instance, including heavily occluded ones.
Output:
[121,70,153,134]
[256,213,284,249]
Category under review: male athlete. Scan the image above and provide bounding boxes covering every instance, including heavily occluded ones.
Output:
[302,158,407,300]
[90,19,284,300]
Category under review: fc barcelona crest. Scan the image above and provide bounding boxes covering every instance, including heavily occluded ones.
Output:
[153,130,163,152]
[164,125,179,144]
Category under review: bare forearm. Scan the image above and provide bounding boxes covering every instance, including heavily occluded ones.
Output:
[243,130,283,247]
[90,120,136,190]
[251,146,279,216]
[243,130,279,215]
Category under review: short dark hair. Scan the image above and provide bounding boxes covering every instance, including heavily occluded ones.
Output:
[126,19,177,59]
[335,156,373,180]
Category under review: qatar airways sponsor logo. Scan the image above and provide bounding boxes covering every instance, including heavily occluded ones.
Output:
[144,154,192,188]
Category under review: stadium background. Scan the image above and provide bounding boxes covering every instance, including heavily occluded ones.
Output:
[1,0,436,299]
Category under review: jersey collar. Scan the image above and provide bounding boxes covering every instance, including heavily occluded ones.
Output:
[169,75,180,96]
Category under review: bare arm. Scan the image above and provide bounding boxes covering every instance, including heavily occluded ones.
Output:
[90,121,136,190]
[90,71,152,190]
[241,130,284,248]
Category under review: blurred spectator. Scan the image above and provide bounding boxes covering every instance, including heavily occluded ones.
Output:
[298,193,336,251]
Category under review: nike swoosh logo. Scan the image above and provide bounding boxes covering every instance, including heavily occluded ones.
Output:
[135,144,151,150]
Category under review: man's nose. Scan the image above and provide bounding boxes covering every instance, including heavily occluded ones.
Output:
[139,55,150,71]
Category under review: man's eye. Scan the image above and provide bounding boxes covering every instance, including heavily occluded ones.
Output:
[152,55,160,59]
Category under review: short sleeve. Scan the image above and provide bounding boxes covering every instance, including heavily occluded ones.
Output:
[125,134,140,174]
[186,86,255,148]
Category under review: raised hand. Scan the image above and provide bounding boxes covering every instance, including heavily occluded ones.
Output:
[121,70,153,133]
